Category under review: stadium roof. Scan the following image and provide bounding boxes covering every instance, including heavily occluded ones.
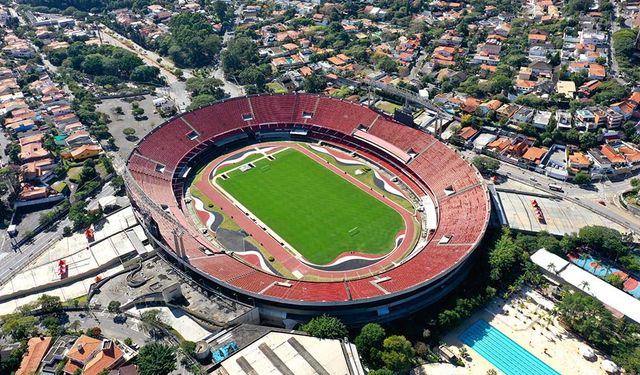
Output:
[531,249,640,324]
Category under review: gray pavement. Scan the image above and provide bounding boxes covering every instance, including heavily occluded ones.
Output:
[66,310,150,346]
[97,95,165,158]
[460,150,640,235]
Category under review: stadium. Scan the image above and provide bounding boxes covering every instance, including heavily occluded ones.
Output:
[125,94,491,326]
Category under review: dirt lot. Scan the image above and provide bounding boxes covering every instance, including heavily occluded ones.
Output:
[97,95,166,159]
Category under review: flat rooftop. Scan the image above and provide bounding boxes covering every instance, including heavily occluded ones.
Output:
[213,331,364,375]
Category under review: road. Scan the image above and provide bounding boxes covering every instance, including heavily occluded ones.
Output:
[98,25,245,109]
[0,183,117,286]
[462,150,640,234]
[97,25,192,111]
[66,310,150,346]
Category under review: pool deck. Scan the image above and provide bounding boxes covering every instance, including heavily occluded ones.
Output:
[441,289,613,375]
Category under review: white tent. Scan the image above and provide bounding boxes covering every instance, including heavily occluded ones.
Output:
[579,346,596,360]
[602,360,619,373]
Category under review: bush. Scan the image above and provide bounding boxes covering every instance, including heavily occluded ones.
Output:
[63,226,73,237]
[123,128,136,136]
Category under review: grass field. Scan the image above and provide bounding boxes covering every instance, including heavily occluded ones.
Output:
[217,148,405,264]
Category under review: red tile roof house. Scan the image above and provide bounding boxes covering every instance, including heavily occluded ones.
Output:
[63,335,125,375]
[16,336,53,375]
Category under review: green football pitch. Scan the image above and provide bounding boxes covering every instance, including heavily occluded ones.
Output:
[216,148,405,265]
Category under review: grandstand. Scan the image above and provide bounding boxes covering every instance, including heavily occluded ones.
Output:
[126,94,491,326]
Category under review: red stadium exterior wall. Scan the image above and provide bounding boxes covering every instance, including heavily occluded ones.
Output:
[125,94,491,326]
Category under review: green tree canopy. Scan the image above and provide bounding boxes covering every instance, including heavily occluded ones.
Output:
[159,13,222,68]
[222,37,260,78]
[380,335,416,374]
[472,156,500,175]
[355,323,386,367]
[302,315,347,339]
[574,171,591,185]
[137,343,177,375]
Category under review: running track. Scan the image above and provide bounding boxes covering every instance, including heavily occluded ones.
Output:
[191,142,422,281]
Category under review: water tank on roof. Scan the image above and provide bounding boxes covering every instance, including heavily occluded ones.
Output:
[194,341,210,360]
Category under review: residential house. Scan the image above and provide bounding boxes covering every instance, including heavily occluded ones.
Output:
[557,80,577,99]
[522,146,548,165]
[19,134,51,162]
[533,110,552,129]
[588,63,606,80]
[62,144,102,161]
[66,130,96,148]
[529,61,553,78]
[575,109,598,131]
[578,80,602,97]
[16,336,53,375]
[511,106,536,124]
[478,99,503,115]
[63,336,125,375]
[568,151,592,172]
[556,110,573,130]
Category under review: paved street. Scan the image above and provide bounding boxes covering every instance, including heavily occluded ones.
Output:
[461,150,640,234]
[66,311,150,346]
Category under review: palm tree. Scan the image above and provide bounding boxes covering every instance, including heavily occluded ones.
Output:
[139,309,164,340]
[547,262,558,274]
[579,280,591,293]
[579,253,589,269]
[68,320,81,333]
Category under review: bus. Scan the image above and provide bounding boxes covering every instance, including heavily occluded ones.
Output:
[548,184,564,192]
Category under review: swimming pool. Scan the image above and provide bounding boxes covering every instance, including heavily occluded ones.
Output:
[459,320,560,375]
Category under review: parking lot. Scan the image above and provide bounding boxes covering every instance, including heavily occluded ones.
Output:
[97,95,166,159]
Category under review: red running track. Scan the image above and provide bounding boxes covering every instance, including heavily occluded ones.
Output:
[191,142,420,281]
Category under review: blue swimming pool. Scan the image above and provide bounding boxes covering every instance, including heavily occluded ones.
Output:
[459,320,560,375]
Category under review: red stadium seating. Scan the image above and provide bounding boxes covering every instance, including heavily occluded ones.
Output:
[127,94,490,303]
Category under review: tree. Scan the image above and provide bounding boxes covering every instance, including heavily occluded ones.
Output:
[375,55,398,73]
[380,335,415,374]
[303,75,327,94]
[1,314,37,340]
[577,226,628,259]
[38,294,62,313]
[355,323,386,366]
[137,343,177,375]
[130,65,161,83]
[187,94,218,111]
[573,171,591,185]
[368,370,394,375]
[556,290,615,347]
[111,175,125,194]
[180,340,196,354]
[472,156,500,175]
[107,300,121,314]
[185,76,225,98]
[80,159,98,182]
[159,13,222,68]
[222,37,260,77]
[4,143,21,164]
[302,315,347,339]
[489,227,521,282]
[579,132,597,151]
[86,326,102,338]
[605,273,624,289]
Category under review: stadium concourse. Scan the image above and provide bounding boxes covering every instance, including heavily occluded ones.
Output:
[125,94,491,326]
